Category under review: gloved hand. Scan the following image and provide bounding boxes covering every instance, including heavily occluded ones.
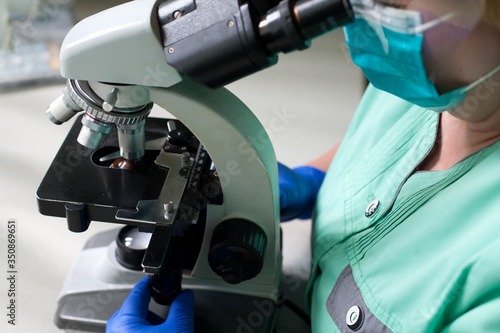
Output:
[278,162,326,222]
[106,277,195,333]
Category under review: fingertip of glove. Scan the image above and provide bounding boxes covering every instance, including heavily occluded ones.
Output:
[166,289,195,324]
[170,289,194,315]
[120,277,152,315]
[132,276,152,296]
[178,289,194,305]
[138,275,151,285]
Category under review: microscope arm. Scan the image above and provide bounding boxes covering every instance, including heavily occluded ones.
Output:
[149,79,281,287]
[150,79,279,225]
[111,78,281,297]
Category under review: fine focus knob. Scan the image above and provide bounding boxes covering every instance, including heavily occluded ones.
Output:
[208,219,267,284]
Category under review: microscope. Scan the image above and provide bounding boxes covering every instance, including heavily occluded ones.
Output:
[36,0,353,331]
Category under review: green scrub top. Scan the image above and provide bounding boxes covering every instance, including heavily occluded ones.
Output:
[308,85,500,332]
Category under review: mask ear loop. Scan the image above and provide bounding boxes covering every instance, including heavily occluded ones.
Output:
[351,0,452,54]
[458,64,500,94]
[351,2,456,54]
[410,12,457,35]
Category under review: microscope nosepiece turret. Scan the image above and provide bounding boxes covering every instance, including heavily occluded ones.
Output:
[46,80,153,162]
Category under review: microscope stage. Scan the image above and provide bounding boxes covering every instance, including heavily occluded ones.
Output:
[36,115,218,231]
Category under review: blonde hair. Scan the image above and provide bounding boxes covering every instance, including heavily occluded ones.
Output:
[484,0,500,28]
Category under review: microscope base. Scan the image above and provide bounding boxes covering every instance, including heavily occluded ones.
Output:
[56,288,276,332]
[55,228,277,333]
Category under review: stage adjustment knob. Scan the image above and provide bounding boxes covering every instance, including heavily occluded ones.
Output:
[208,219,267,284]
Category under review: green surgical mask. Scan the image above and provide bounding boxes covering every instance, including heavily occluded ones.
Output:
[344,0,500,112]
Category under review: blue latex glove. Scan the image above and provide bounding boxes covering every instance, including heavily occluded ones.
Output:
[106,277,194,333]
[278,162,326,222]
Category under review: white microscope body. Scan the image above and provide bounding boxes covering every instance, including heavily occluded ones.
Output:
[41,0,281,331]
[39,0,353,330]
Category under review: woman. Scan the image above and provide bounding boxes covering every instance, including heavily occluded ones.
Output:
[107,0,500,331]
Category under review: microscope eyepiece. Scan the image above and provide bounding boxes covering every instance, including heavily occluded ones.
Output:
[294,0,354,39]
[160,0,354,87]
[259,0,354,54]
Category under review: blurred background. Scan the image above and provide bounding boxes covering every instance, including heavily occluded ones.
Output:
[0,0,364,331]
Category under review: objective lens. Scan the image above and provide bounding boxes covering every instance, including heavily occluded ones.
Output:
[46,87,82,125]
[117,120,146,161]
[77,113,112,149]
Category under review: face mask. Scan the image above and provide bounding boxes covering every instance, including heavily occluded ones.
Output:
[344,0,500,112]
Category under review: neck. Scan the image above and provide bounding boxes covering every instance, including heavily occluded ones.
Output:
[442,111,500,157]
[418,75,500,172]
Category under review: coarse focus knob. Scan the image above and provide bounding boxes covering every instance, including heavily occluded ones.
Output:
[208,219,267,284]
